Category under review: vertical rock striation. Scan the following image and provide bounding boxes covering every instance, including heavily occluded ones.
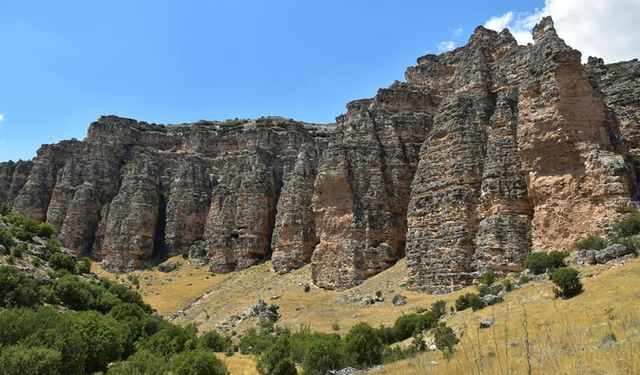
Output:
[0,17,638,292]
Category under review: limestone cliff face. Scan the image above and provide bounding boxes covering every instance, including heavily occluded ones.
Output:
[1,17,638,293]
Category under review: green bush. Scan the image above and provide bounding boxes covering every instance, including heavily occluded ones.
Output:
[431,300,447,319]
[547,251,569,269]
[11,243,25,258]
[524,252,550,274]
[45,236,62,252]
[0,344,62,375]
[76,257,91,274]
[393,313,422,341]
[344,322,384,368]
[455,293,485,311]
[0,265,41,307]
[551,267,583,298]
[479,270,497,286]
[239,327,281,355]
[257,336,297,375]
[301,334,345,375]
[614,213,640,238]
[139,324,197,357]
[199,330,233,352]
[0,227,16,249]
[433,322,459,360]
[375,325,397,345]
[49,252,77,273]
[170,349,228,375]
[575,235,606,250]
[108,349,167,375]
[3,213,55,240]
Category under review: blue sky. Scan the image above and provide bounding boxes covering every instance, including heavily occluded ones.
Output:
[0,0,582,161]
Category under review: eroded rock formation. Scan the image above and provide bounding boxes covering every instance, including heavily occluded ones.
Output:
[1,17,639,292]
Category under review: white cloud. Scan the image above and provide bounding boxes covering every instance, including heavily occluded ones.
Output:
[484,0,640,63]
[484,11,513,31]
[438,40,455,52]
[453,28,463,37]
[0,114,4,122]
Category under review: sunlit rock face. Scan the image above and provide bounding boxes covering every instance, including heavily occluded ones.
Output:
[1,17,638,293]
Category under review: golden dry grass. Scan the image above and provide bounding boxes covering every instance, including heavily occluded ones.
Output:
[375,259,640,375]
[106,255,640,374]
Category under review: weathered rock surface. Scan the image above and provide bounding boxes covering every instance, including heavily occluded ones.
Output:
[1,17,639,293]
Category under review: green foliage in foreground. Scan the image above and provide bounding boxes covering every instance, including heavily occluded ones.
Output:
[0,265,227,375]
[552,267,583,298]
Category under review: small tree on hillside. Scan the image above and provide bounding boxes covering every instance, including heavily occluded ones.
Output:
[551,267,583,298]
[433,322,459,360]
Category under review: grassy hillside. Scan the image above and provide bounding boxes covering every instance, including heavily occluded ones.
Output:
[105,254,640,374]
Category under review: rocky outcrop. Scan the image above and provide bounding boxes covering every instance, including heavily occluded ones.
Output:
[0,17,638,293]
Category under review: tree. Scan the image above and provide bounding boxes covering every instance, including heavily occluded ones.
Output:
[524,252,549,275]
[76,257,92,274]
[0,227,16,249]
[199,330,233,352]
[552,267,583,298]
[433,322,459,360]
[257,337,297,375]
[108,349,168,375]
[302,335,345,375]
[0,344,62,375]
[170,350,228,375]
[49,252,77,273]
[344,322,384,368]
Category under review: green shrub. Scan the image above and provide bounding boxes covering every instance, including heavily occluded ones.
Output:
[433,322,459,360]
[0,265,41,307]
[239,327,281,355]
[479,270,497,286]
[170,349,228,375]
[49,252,77,273]
[431,300,447,319]
[551,267,583,298]
[524,252,550,274]
[45,236,62,252]
[344,322,384,368]
[375,325,397,345]
[11,243,25,258]
[76,257,91,274]
[455,293,484,311]
[301,334,345,375]
[393,314,422,341]
[3,213,55,240]
[257,336,297,375]
[139,324,197,357]
[199,330,233,352]
[108,349,167,375]
[0,227,16,249]
[575,235,606,250]
[0,344,62,375]
[614,213,640,238]
[547,251,569,269]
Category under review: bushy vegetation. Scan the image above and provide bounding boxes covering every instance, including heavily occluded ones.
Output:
[2,212,55,241]
[552,267,583,298]
[455,292,485,311]
[433,322,460,359]
[0,262,229,375]
[525,251,569,274]
[576,235,606,250]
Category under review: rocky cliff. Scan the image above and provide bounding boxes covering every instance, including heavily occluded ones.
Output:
[1,17,639,293]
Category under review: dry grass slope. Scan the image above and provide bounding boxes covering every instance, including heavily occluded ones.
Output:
[101,256,640,375]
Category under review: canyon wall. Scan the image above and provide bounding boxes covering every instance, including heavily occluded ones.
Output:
[1,17,639,292]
